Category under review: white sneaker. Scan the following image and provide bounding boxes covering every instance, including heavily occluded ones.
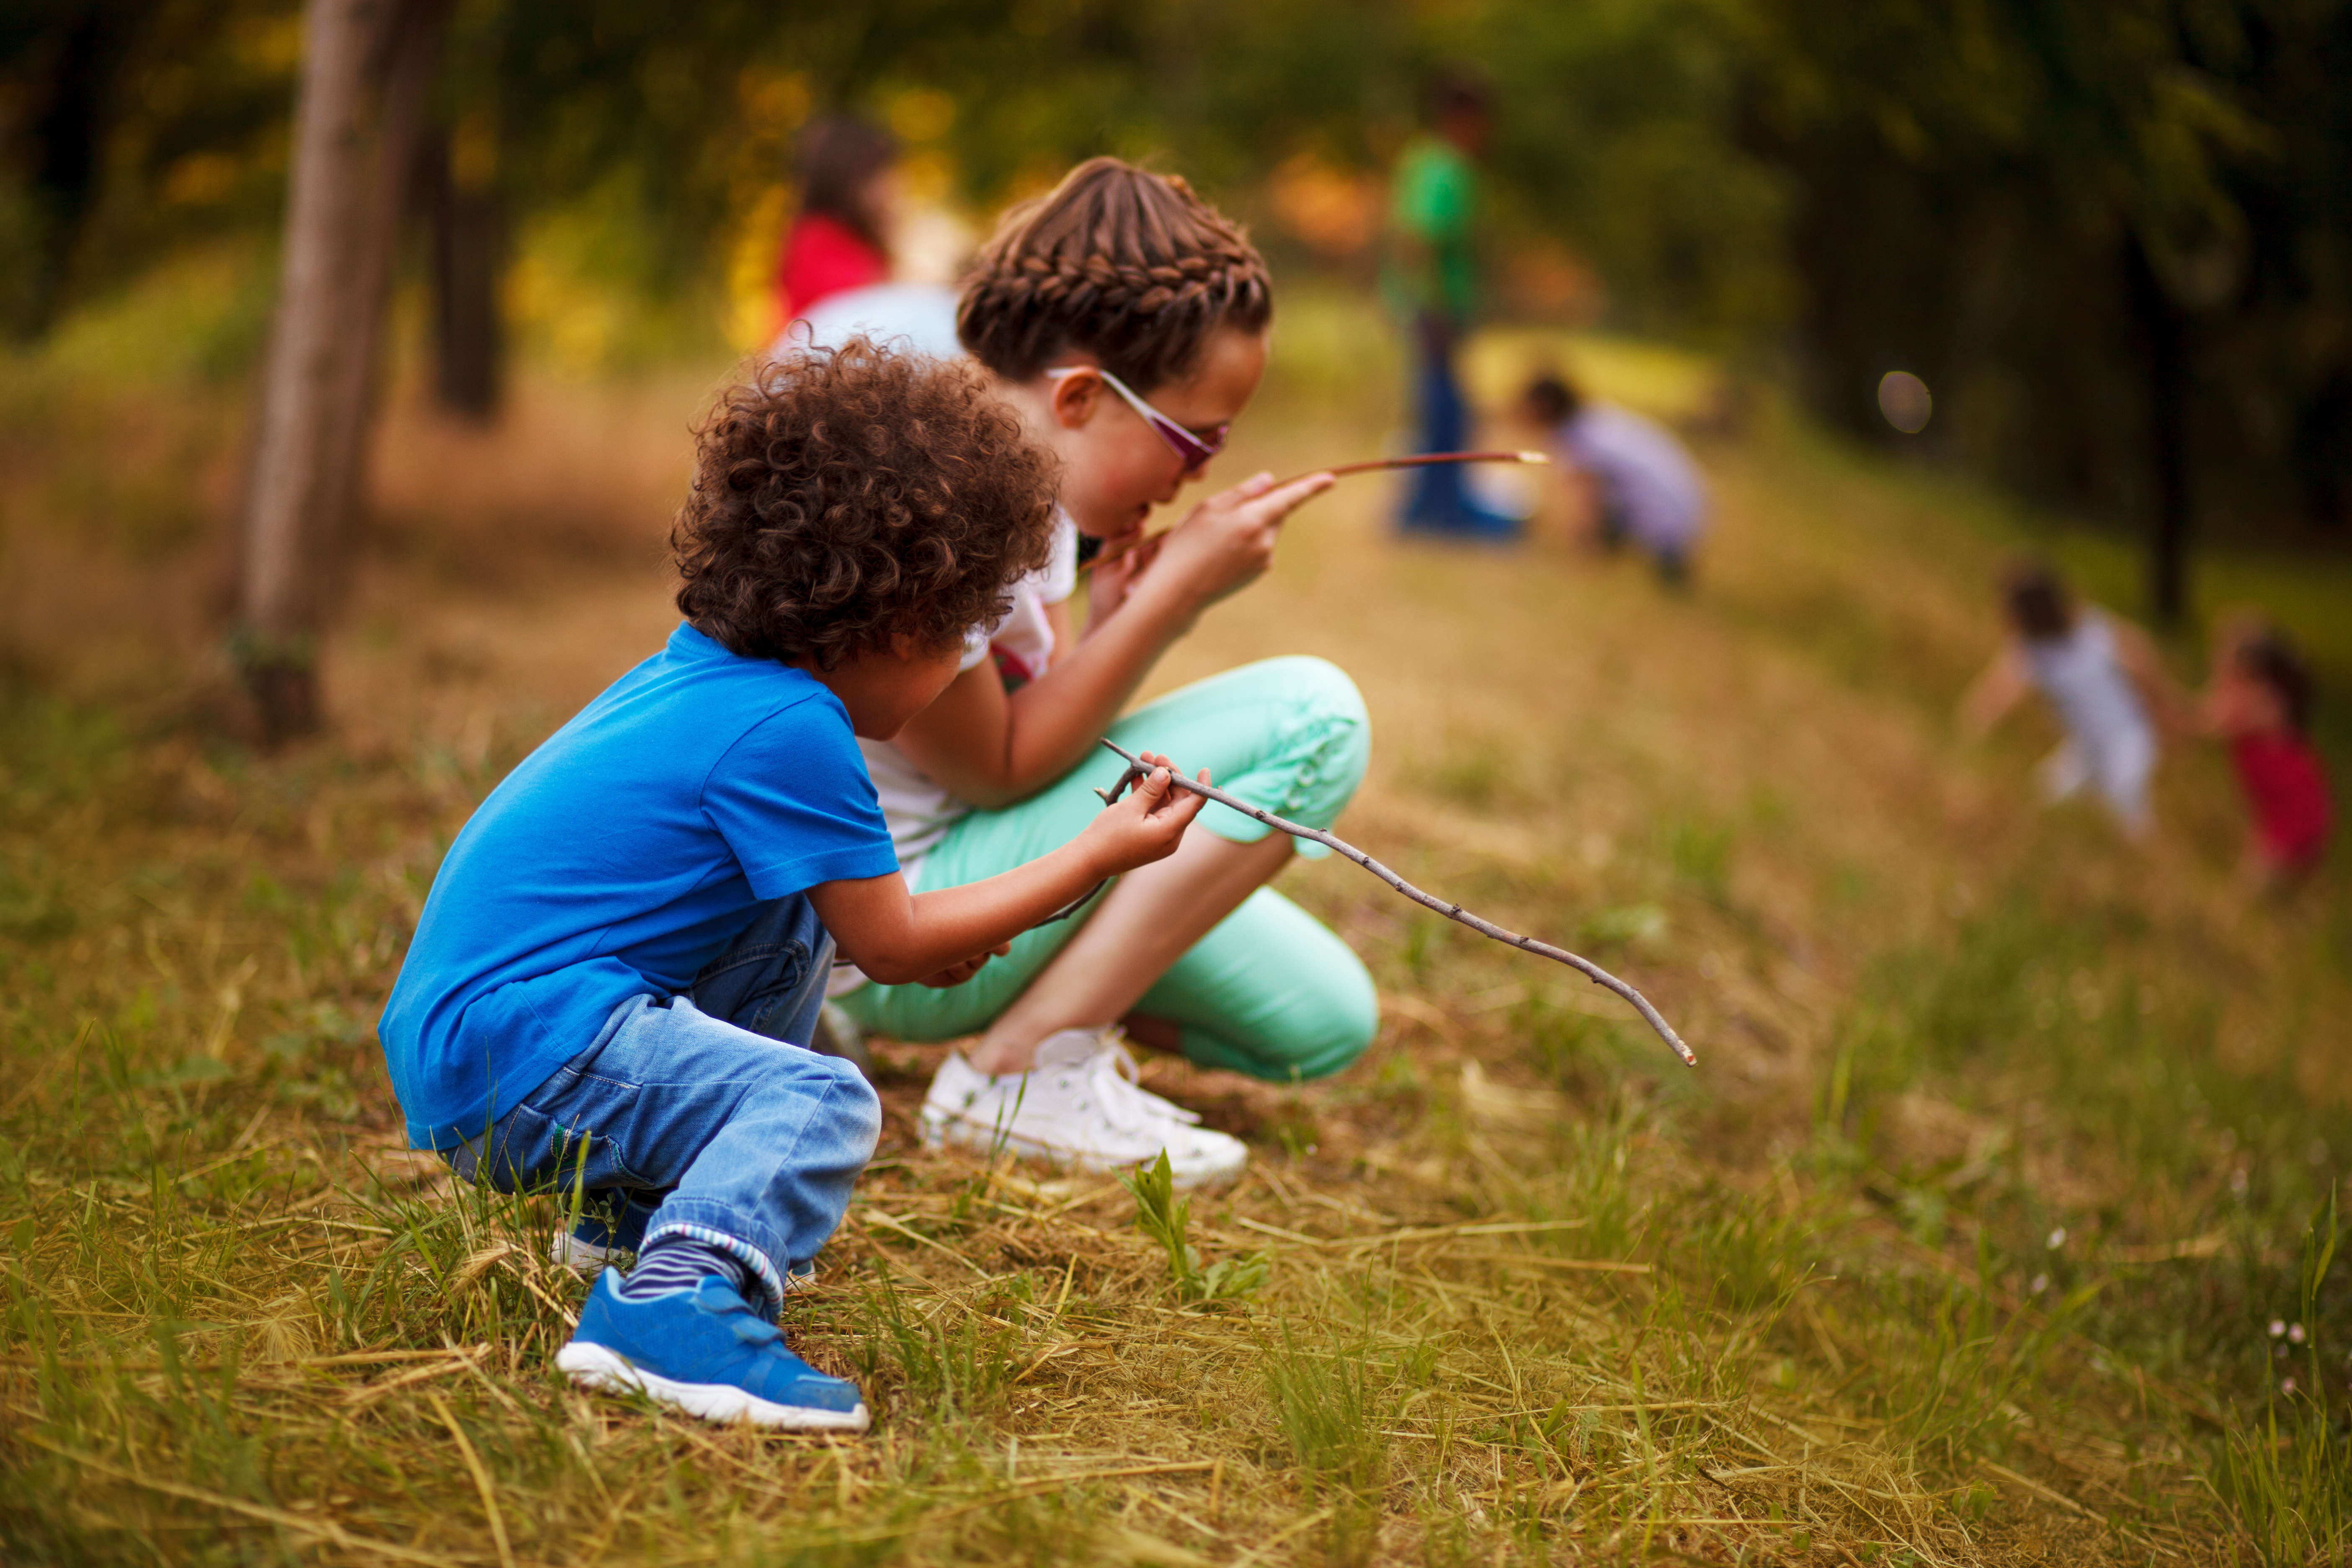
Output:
[918,1029,1248,1188]
[550,1230,616,1273]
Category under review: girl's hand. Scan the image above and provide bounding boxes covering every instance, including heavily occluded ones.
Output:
[1078,752,1211,874]
[1083,531,1166,634]
[1145,470,1335,614]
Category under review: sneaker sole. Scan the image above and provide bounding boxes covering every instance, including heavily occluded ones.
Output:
[556,1342,871,1432]
[917,1108,1247,1190]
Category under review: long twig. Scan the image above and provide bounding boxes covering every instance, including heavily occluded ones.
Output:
[1095,738,1695,1066]
[1078,451,1550,575]
[1306,448,1550,482]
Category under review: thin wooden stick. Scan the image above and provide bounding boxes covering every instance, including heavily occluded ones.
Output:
[1078,451,1549,575]
[1306,449,1550,483]
[1095,738,1695,1066]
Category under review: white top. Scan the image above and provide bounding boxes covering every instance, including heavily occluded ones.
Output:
[858,512,1080,873]
[770,281,965,364]
[1554,404,1709,551]
[2021,610,2154,769]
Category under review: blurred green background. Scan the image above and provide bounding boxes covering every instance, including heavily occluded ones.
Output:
[7,0,2349,596]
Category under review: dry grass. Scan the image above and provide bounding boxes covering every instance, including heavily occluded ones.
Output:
[5,272,2351,1564]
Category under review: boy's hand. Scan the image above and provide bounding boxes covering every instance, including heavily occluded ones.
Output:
[1079,751,1211,874]
[917,942,1011,988]
[810,758,1204,987]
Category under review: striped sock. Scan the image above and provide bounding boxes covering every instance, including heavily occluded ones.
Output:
[617,1237,753,1305]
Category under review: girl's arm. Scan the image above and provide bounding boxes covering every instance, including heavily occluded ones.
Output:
[1040,600,1077,671]
[2108,615,2189,732]
[888,472,1332,808]
[1959,643,2030,738]
[808,756,1207,983]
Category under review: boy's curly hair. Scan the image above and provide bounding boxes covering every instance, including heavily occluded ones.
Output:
[673,340,1060,669]
[957,157,1272,394]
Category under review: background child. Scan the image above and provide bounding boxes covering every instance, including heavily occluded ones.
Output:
[376,343,1210,1429]
[1523,371,1709,585]
[771,116,899,331]
[826,157,1377,1186]
[770,112,966,366]
[1960,563,2169,837]
[2202,616,2332,882]
[1385,70,1518,537]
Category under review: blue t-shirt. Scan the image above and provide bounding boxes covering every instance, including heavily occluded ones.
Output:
[378,624,899,1148]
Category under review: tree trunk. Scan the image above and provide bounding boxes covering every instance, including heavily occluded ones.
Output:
[234,0,441,744]
[314,0,443,597]
[2125,233,2191,627]
[423,126,505,421]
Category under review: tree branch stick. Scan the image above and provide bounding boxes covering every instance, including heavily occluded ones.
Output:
[1304,449,1550,483]
[1094,738,1694,1067]
[1078,452,1549,576]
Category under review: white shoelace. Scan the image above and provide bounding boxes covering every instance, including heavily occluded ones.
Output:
[1078,1041,1203,1132]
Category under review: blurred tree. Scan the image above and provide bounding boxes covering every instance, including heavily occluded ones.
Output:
[0,0,312,334]
[236,0,441,740]
[1738,0,2352,621]
[0,1,148,336]
[418,119,503,418]
[9,0,2348,660]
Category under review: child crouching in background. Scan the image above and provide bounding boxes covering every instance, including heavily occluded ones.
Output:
[1522,371,1710,587]
[375,342,1211,1429]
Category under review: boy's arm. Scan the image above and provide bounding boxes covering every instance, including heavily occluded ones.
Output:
[807,755,1210,985]
[1958,643,2029,739]
[2109,616,2188,732]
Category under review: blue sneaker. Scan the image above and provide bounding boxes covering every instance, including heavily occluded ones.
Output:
[555,1270,871,1431]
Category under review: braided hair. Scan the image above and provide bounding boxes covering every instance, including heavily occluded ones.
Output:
[957,157,1273,393]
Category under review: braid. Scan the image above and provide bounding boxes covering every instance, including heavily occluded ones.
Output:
[958,157,1273,391]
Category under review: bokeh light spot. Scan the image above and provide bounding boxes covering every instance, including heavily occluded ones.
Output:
[1878,370,1932,434]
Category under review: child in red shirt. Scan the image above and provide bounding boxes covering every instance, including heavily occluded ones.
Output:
[2202,619,2332,882]
[773,117,897,330]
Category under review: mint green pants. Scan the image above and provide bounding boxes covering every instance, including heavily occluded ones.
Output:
[835,657,1377,1081]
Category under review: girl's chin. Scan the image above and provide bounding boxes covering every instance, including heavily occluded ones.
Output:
[1076,507,1153,542]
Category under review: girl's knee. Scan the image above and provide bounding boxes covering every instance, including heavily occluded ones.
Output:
[1287,972,1380,1081]
[1197,956,1379,1083]
[1269,656,1370,736]
[1261,655,1372,806]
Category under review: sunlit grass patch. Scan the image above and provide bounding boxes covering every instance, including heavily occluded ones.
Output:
[5,304,2349,1562]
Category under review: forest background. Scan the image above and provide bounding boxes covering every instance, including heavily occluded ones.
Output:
[6,2,2352,1565]
[8,0,2352,600]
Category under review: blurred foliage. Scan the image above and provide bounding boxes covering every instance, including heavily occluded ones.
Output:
[2,0,2349,541]
[1738,0,2352,542]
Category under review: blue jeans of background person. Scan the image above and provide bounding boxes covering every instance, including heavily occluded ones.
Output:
[1401,314,1518,537]
[442,894,879,1312]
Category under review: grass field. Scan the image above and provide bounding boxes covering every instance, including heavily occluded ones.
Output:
[3,266,2350,1565]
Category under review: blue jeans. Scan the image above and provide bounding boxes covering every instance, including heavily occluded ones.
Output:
[443,895,879,1310]
[1402,315,1518,537]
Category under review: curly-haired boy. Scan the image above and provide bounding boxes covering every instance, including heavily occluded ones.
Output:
[377,343,1209,1430]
